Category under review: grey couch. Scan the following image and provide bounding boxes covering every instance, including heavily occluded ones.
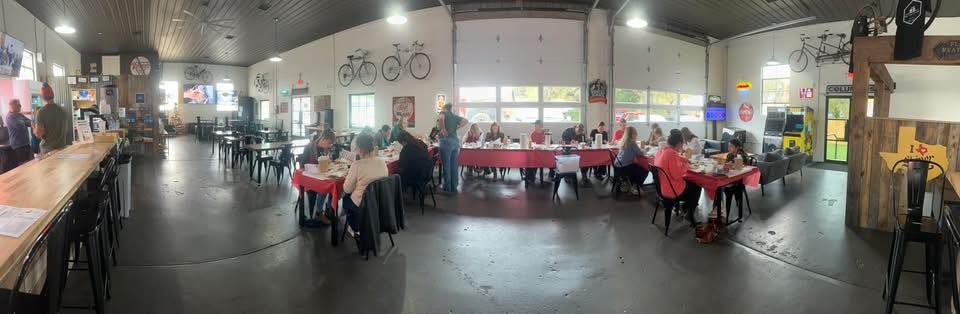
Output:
[784,147,807,177]
[755,150,789,195]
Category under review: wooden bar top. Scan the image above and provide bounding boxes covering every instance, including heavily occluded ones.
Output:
[0,142,115,285]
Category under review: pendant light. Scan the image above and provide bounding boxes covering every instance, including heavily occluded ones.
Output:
[269,17,282,62]
[765,33,780,65]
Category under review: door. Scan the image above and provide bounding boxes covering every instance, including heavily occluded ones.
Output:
[825,97,849,163]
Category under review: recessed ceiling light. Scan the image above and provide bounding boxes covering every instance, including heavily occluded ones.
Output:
[54,25,76,34]
[269,56,282,62]
[626,18,648,28]
[386,15,408,25]
[223,78,231,81]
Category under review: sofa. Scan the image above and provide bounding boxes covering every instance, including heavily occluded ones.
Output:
[702,139,724,157]
[754,147,808,195]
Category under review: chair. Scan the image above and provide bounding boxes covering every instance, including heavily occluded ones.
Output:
[265,145,294,185]
[608,149,640,200]
[0,204,71,314]
[64,191,111,314]
[410,156,438,214]
[884,159,948,313]
[649,165,687,236]
[340,175,404,259]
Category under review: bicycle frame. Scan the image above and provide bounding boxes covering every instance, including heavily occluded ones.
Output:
[391,42,424,74]
[348,49,369,69]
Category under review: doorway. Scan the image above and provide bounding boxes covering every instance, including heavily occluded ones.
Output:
[823,96,873,163]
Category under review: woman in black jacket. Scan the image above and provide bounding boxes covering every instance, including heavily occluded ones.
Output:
[396,131,432,191]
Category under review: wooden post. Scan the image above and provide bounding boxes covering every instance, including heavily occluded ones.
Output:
[874,81,891,118]
[846,59,871,227]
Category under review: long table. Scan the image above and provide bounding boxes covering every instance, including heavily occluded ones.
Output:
[0,142,115,288]
[458,146,617,168]
[245,139,311,184]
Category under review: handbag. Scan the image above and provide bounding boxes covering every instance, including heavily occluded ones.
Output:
[694,218,722,244]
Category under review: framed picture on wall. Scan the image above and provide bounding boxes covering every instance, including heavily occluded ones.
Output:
[77,77,88,83]
[136,93,145,104]
[90,77,100,83]
[67,76,77,85]
[102,76,111,82]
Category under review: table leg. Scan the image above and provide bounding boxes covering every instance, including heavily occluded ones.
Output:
[297,187,306,227]
[330,203,339,247]
[713,188,725,228]
[249,151,257,179]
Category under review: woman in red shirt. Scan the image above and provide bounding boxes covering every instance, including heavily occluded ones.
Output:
[612,119,627,143]
[654,129,702,223]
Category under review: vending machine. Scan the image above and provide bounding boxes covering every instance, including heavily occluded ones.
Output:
[782,106,815,154]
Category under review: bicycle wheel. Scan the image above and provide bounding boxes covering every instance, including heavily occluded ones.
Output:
[840,41,852,65]
[381,56,402,82]
[788,49,808,73]
[358,61,378,86]
[337,64,355,87]
[409,53,431,80]
[184,66,199,82]
[199,70,213,84]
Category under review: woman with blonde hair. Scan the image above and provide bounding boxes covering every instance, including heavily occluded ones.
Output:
[464,123,483,144]
[614,126,649,188]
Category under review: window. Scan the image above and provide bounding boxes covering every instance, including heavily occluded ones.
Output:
[158,81,178,111]
[500,86,538,102]
[678,94,704,122]
[500,107,539,123]
[616,107,647,123]
[215,83,238,112]
[349,93,375,128]
[291,96,313,136]
[18,50,35,81]
[762,64,791,113]
[614,88,648,123]
[458,87,496,103]
[543,86,581,103]
[259,100,271,120]
[460,107,497,123]
[649,90,678,122]
[543,107,581,123]
[615,88,647,104]
[51,63,65,77]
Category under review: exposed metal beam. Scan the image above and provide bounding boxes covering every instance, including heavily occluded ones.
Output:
[608,0,631,31]
[722,16,818,41]
[437,0,453,18]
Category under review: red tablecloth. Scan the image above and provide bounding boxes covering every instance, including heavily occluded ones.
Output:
[291,159,400,210]
[636,156,760,200]
[458,148,617,168]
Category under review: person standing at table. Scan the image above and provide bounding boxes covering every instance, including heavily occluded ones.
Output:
[34,83,69,155]
[302,130,339,226]
[342,133,388,233]
[561,123,586,145]
[612,119,627,143]
[654,129,701,225]
[615,126,649,190]
[397,131,432,192]
[438,103,467,193]
[5,99,32,165]
[374,125,392,149]
[680,127,702,157]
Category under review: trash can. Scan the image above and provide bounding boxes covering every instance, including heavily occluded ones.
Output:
[118,154,133,218]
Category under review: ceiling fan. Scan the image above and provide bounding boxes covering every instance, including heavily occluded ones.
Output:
[172,1,235,37]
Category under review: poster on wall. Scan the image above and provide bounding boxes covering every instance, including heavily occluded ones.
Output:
[393,96,416,128]
[280,102,289,114]
[0,33,24,77]
[800,88,814,100]
[136,93,145,104]
[435,93,446,113]
[739,103,754,122]
[588,79,607,103]
[880,126,949,180]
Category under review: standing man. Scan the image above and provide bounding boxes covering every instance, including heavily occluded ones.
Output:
[4,99,32,165]
[34,83,69,155]
[438,103,466,193]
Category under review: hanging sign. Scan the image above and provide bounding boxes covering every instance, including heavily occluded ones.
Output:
[588,79,607,103]
[735,80,753,92]
[800,88,814,99]
[393,96,416,128]
[826,85,877,95]
[738,103,754,122]
[880,126,949,181]
[435,93,446,113]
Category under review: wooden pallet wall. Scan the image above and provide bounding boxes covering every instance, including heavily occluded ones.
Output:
[848,117,960,231]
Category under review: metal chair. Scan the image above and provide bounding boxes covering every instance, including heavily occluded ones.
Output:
[0,204,71,314]
[649,165,685,236]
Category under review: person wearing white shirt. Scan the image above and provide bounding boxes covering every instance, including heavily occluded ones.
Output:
[680,127,702,156]
[342,133,389,232]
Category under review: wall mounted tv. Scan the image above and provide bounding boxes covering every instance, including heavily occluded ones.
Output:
[0,33,25,77]
[705,106,726,121]
[183,84,216,104]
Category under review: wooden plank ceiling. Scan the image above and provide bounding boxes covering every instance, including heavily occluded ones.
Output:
[15,0,960,66]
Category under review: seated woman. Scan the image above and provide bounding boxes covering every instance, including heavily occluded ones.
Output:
[561,123,586,145]
[482,123,506,176]
[589,122,610,179]
[342,133,389,233]
[301,130,339,225]
[463,123,483,144]
[396,131,432,190]
[612,119,627,143]
[680,127,702,157]
[614,126,649,189]
[725,138,749,162]
[722,138,750,212]
[428,118,442,143]
[654,130,701,224]
[643,125,664,146]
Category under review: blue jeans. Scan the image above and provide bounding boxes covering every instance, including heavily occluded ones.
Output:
[439,136,460,192]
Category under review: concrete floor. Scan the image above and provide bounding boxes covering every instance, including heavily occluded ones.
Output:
[62,136,934,313]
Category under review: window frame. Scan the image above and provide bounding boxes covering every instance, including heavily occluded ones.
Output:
[678,93,705,122]
[158,81,178,112]
[51,63,65,77]
[259,100,271,120]
[348,93,376,129]
[18,50,36,81]
[761,64,791,115]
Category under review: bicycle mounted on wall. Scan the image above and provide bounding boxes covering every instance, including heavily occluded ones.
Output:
[338,49,378,87]
[788,30,852,72]
[185,64,213,84]
[381,41,431,81]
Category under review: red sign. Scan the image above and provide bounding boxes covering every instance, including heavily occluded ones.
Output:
[800,87,814,99]
[392,96,416,128]
[739,103,754,122]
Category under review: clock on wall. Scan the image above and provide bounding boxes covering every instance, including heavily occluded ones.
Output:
[129,55,152,76]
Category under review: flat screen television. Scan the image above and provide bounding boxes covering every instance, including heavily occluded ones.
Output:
[705,106,726,121]
[183,84,216,104]
[784,114,805,133]
[0,33,25,77]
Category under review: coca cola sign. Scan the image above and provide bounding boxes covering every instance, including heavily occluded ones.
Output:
[934,40,960,60]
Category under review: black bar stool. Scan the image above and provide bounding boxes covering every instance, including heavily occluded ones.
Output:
[64,191,110,314]
[884,159,947,313]
[0,203,72,314]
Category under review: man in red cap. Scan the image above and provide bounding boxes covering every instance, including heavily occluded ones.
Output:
[33,83,69,154]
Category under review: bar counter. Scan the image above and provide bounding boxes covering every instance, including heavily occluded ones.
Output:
[0,141,116,287]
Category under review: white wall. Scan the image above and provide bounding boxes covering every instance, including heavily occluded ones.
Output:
[716,17,960,162]
[248,7,452,136]
[0,0,81,78]
[161,62,248,121]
